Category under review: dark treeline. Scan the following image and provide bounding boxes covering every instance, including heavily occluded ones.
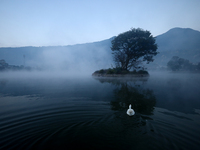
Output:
[167,56,200,72]
[0,59,33,71]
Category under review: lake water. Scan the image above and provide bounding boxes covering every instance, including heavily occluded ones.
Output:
[0,71,200,150]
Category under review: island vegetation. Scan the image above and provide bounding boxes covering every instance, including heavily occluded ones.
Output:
[92,68,149,77]
[92,28,158,77]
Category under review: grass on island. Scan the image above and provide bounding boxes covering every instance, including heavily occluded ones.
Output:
[93,68,149,75]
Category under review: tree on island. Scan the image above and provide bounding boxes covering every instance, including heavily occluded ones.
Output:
[111,28,158,71]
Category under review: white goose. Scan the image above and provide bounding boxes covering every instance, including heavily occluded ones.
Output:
[126,104,135,116]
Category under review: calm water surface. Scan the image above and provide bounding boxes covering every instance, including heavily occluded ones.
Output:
[0,71,200,150]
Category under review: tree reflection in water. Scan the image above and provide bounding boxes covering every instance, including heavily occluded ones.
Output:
[95,77,156,115]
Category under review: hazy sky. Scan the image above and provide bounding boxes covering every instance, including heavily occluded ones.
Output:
[0,0,200,47]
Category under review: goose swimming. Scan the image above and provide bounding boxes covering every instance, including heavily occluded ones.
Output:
[127,104,135,116]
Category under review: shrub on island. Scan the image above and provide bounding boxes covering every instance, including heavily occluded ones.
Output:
[92,68,149,77]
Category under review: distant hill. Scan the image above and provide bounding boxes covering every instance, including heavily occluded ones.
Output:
[153,27,200,68]
[157,27,200,51]
[0,37,114,72]
[0,27,200,71]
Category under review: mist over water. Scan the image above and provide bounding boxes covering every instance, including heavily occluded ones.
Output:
[147,71,200,113]
[0,40,113,74]
[0,71,200,149]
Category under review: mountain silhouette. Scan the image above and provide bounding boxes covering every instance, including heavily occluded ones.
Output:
[0,27,200,71]
[152,27,200,68]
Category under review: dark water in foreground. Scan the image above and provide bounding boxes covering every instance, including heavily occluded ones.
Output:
[0,72,200,150]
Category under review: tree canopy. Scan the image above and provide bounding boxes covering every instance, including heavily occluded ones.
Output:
[111,28,158,71]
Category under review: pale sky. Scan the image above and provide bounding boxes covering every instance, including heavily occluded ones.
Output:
[0,0,200,47]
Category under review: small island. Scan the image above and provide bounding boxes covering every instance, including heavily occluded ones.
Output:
[92,28,158,77]
[92,68,149,77]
